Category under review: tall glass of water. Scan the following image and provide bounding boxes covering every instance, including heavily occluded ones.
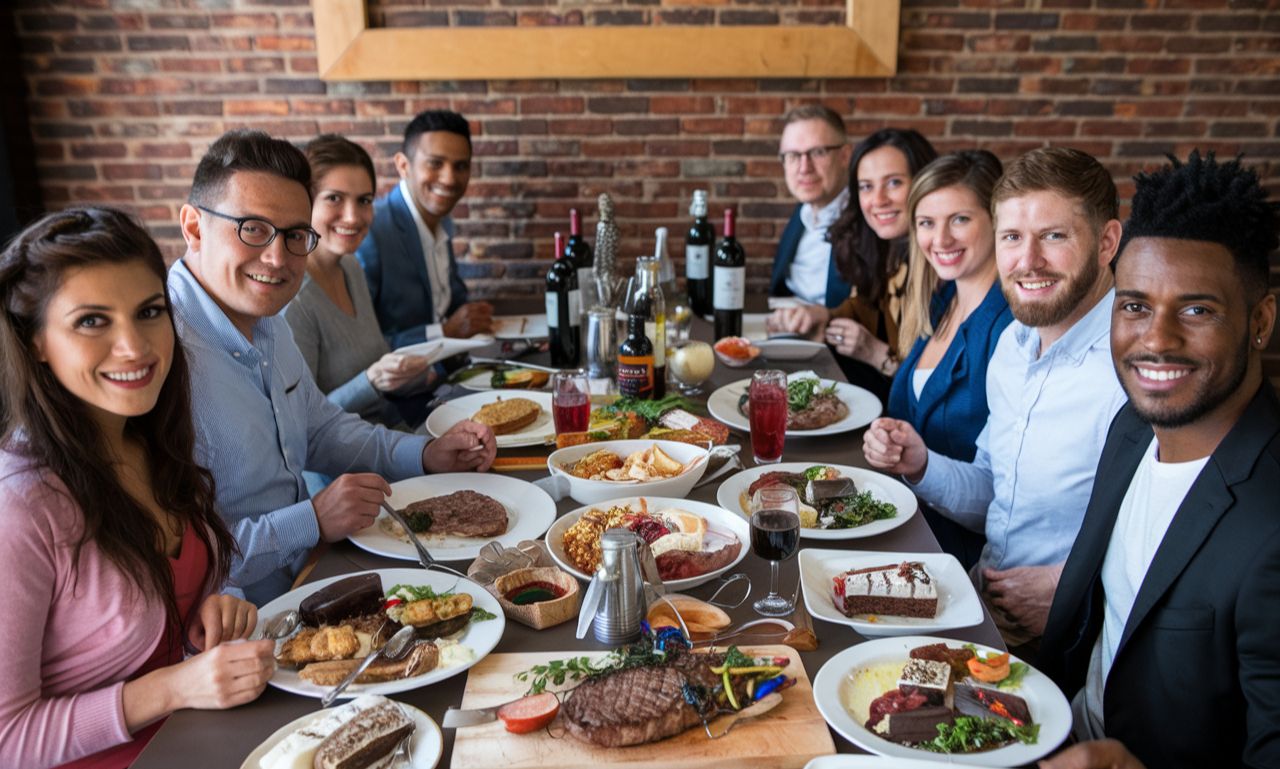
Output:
[750,486,801,616]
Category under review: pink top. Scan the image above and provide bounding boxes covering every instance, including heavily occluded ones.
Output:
[0,451,212,769]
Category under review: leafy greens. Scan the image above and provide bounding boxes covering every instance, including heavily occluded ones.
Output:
[786,377,837,413]
[917,716,1039,753]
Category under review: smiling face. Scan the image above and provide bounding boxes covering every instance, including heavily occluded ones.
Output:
[995,189,1119,342]
[913,184,996,287]
[857,145,912,240]
[32,260,174,435]
[311,164,375,261]
[395,130,472,230]
[780,118,851,209]
[179,170,313,338]
[1112,237,1273,433]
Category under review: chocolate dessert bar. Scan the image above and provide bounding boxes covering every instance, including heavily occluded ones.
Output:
[898,658,953,708]
[880,705,955,744]
[954,682,1033,725]
[300,574,384,628]
[833,561,939,619]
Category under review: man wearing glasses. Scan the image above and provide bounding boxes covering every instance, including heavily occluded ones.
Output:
[171,129,496,605]
[767,104,855,328]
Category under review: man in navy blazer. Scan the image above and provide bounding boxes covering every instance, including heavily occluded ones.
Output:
[767,105,853,332]
[357,109,492,349]
[1039,152,1279,769]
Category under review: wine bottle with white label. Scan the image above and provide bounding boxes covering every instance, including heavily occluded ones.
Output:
[686,190,714,317]
[566,207,595,311]
[546,231,581,366]
[713,207,745,340]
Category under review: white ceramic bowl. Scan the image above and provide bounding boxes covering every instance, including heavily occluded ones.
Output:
[547,439,710,506]
[546,495,750,591]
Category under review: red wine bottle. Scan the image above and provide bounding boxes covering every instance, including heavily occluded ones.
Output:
[686,190,714,317]
[546,231,580,366]
[713,207,745,340]
[566,208,594,309]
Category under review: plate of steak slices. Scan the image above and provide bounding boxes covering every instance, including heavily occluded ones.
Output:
[349,473,556,562]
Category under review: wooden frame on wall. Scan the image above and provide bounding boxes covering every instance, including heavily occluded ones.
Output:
[312,0,900,81]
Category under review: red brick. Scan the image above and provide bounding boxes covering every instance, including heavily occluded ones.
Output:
[855,96,923,115]
[724,97,786,115]
[650,96,715,114]
[580,140,645,158]
[520,96,584,114]
[547,118,612,135]
[254,35,313,51]
[103,163,163,181]
[225,99,291,117]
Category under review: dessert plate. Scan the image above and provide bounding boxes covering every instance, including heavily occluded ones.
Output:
[799,550,983,637]
[545,496,749,591]
[257,568,505,700]
[716,462,917,541]
[424,390,554,448]
[706,377,881,438]
[349,473,556,562]
[812,635,1071,766]
[240,701,443,769]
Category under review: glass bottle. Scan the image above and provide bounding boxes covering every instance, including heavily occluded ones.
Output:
[632,256,666,398]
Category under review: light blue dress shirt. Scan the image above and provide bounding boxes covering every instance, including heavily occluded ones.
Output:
[911,290,1128,577]
[168,260,428,605]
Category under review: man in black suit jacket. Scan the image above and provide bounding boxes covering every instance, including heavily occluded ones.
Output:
[1039,152,1279,769]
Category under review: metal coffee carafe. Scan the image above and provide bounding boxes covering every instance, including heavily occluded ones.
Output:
[576,528,664,644]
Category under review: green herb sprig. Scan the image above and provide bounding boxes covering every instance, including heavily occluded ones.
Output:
[385,583,452,602]
[821,491,897,529]
[918,716,1039,753]
[470,607,497,622]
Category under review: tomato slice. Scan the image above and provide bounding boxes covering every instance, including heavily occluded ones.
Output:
[497,692,560,734]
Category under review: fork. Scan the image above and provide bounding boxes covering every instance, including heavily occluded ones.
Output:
[379,501,468,589]
[389,730,413,767]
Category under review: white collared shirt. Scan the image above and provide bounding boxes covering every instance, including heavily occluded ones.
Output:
[399,179,451,335]
[785,187,849,305]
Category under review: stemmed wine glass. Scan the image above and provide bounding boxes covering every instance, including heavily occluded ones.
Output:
[750,486,801,616]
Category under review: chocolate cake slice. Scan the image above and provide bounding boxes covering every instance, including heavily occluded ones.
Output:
[833,561,938,619]
[954,682,1033,725]
[300,574,384,627]
[897,658,953,708]
[880,705,954,745]
[313,701,415,769]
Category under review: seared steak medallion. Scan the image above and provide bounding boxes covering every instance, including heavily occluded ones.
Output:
[562,651,748,747]
[738,393,848,430]
[400,490,508,538]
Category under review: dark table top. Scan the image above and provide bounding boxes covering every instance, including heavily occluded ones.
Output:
[134,321,1004,769]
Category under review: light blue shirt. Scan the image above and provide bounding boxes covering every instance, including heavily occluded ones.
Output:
[911,290,1127,576]
[168,260,428,605]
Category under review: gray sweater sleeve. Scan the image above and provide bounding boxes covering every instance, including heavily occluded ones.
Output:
[284,290,385,418]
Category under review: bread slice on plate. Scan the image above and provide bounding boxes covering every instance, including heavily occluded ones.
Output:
[471,397,541,435]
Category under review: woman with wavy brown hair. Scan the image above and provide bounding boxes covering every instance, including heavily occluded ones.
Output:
[0,207,275,769]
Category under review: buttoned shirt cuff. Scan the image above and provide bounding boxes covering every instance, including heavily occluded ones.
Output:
[391,434,432,478]
[907,448,949,498]
[425,323,444,340]
[277,499,323,556]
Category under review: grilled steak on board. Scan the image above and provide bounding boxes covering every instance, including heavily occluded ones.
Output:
[400,490,508,538]
[562,651,751,747]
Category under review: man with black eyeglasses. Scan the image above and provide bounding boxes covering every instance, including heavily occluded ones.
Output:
[767,104,855,333]
[170,129,496,605]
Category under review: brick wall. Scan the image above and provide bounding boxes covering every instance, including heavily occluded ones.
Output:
[12,0,1280,308]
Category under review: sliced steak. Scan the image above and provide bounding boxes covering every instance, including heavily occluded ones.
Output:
[788,392,847,430]
[656,542,742,581]
[400,490,508,538]
[562,651,736,747]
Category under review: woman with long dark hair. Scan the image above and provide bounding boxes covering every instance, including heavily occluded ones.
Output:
[0,208,275,769]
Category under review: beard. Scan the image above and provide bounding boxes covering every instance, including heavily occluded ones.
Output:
[1120,337,1251,429]
[1002,251,1101,329]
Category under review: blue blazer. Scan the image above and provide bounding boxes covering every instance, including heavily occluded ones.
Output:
[356,183,469,348]
[888,281,1013,462]
[768,205,853,309]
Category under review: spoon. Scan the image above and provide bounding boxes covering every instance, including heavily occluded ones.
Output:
[261,610,300,641]
[321,625,417,707]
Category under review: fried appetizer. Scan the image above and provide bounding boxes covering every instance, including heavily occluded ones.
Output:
[398,593,473,627]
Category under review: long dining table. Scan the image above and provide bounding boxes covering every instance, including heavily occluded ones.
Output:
[133,321,1005,769]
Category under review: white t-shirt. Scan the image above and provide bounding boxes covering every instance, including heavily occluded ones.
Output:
[912,367,934,399]
[399,179,451,337]
[1076,436,1209,738]
[785,187,849,305]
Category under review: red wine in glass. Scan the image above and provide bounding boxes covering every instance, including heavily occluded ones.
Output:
[750,487,800,616]
[552,392,590,433]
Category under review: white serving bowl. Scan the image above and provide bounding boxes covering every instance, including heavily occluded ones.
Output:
[547,439,711,506]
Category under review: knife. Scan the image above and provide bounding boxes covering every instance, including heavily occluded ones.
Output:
[442,695,528,728]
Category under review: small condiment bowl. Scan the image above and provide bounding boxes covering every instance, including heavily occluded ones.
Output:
[713,337,760,368]
[490,567,580,630]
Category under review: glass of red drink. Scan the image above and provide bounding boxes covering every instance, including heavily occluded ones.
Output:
[750,486,801,616]
[551,369,591,434]
[748,369,787,464]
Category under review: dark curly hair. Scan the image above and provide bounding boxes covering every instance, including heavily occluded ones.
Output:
[0,207,236,640]
[1117,150,1277,302]
[828,128,938,300]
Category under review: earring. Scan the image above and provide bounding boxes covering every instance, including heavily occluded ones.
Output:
[1258,337,1265,346]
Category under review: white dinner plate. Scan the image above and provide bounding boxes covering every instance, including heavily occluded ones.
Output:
[755,338,826,361]
[706,377,881,438]
[812,635,1071,766]
[240,701,443,769]
[545,496,749,591]
[799,549,983,636]
[257,569,505,700]
[424,390,554,448]
[715,463,917,541]
[492,314,549,340]
[348,473,556,562]
[456,367,549,391]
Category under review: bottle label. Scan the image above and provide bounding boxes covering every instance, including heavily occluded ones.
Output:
[617,355,654,397]
[686,245,710,280]
[713,265,745,311]
[646,318,666,367]
[568,289,581,326]
[545,292,558,329]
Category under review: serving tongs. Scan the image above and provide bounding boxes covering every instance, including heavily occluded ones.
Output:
[379,501,469,590]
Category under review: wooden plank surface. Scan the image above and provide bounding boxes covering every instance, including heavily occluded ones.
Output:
[451,645,836,769]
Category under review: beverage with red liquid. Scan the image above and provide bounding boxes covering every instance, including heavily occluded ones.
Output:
[748,369,787,465]
[750,510,801,561]
[551,369,591,434]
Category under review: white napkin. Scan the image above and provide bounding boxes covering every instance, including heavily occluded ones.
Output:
[393,336,491,364]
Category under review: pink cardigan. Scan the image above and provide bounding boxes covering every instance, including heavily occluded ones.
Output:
[0,451,171,768]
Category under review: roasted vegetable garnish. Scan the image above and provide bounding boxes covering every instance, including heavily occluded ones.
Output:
[401,507,433,533]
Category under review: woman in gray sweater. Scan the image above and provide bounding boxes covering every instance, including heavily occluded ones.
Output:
[286,135,432,427]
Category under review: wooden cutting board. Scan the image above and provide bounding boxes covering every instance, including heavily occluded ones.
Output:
[450,644,836,769]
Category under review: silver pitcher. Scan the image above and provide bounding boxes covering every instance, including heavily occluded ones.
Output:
[576,529,664,644]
